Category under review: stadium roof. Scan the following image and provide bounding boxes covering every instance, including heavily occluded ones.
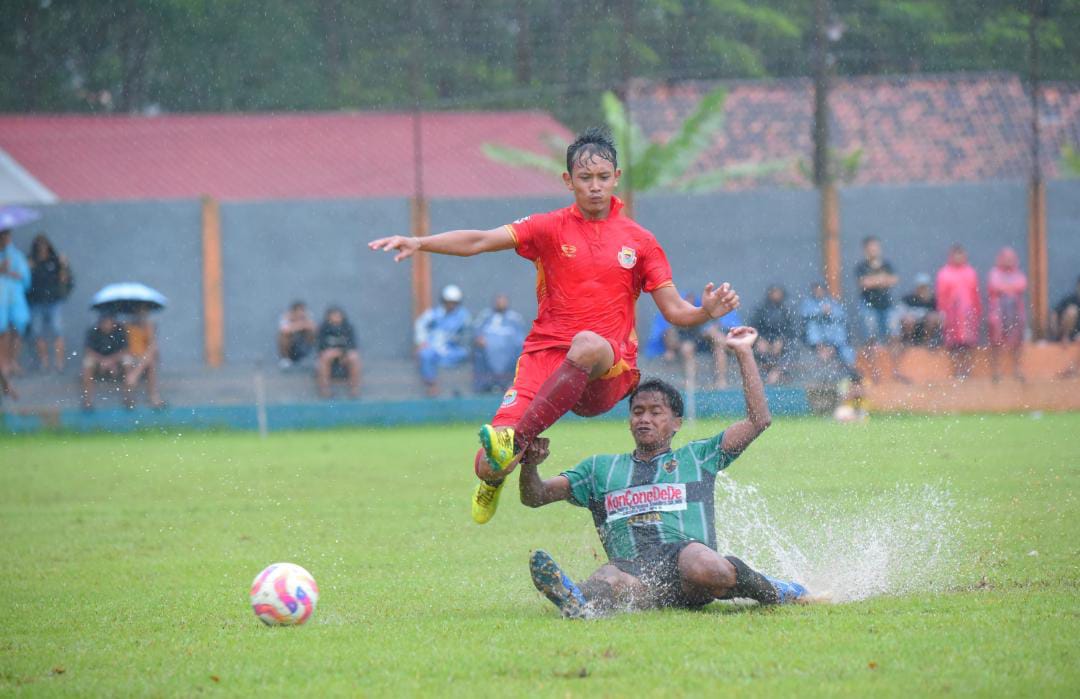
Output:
[627,72,1080,189]
[0,111,573,202]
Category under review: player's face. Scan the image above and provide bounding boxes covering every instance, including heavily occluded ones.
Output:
[562,154,620,220]
[629,391,682,451]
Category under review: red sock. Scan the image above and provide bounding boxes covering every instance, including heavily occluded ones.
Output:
[515,358,590,448]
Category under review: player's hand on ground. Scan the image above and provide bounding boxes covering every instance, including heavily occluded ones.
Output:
[519,437,550,467]
[701,282,740,319]
[723,326,758,352]
[368,235,421,262]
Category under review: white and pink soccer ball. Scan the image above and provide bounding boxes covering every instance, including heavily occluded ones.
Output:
[249,562,319,626]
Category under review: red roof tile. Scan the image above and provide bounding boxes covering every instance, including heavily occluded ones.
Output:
[0,111,573,201]
[627,73,1080,189]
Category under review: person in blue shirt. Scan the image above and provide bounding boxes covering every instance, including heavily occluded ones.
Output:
[800,281,856,375]
[646,290,740,389]
[0,228,30,398]
[472,292,527,393]
[414,284,472,397]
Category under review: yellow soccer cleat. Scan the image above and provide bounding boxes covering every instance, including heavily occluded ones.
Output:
[478,424,518,472]
[471,479,505,525]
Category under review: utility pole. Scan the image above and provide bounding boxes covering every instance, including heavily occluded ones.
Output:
[409,0,431,320]
[813,0,841,298]
[1027,0,1049,339]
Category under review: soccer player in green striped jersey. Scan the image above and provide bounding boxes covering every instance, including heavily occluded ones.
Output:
[519,326,810,617]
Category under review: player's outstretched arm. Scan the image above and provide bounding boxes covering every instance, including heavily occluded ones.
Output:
[652,282,740,327]
[517,438,573,507]
[719,326,772,455]
[368,227,516,262]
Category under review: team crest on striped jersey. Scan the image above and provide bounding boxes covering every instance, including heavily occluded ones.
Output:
[662,457,679,473]
[617,246,637,269]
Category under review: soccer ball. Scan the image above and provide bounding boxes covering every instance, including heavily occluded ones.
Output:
[249,562,319,626]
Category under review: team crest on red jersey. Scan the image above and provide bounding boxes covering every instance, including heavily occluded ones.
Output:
[561,244,577,257]
[617,246,637,269]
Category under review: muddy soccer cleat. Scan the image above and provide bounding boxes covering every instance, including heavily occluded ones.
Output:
[763,575,809,604]
[529,550,588,619]
[470,479,505,525]
[478,424,518,472]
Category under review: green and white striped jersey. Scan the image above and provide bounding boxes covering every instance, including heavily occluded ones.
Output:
[561,433,739,560]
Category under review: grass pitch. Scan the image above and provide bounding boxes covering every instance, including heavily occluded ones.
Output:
[2,413,1078,696]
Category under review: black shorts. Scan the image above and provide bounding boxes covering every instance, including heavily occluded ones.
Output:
[610,541,712,609]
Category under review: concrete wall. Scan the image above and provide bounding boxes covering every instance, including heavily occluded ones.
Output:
[8,179,1078,369]
[219,198,411,362]
[12,199,204,364]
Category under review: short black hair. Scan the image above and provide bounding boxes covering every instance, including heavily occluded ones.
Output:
[862,235,880,246]
[628,378,684,418]
[566,126,617,174]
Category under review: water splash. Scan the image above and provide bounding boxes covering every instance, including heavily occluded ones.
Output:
[713,474,965,603]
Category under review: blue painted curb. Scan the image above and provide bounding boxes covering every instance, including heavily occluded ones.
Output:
[1,387,809,434]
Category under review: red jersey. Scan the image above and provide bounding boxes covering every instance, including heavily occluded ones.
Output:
[504,196,674,366]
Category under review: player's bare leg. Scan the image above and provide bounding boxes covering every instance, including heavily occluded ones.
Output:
[677,542,808,605]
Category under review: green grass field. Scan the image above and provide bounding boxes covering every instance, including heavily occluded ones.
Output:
[3,414,1078,696]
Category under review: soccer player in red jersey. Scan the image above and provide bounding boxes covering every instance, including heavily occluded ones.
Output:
[369,127,739,524]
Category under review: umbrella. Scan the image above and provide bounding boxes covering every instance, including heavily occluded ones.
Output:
[91,282,168,315]
[0,206,42,230]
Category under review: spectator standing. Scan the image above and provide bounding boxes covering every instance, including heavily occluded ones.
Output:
[1051,276,1080,346]
[472,292,527,393]
[936,245,982,380]
[899,273,942,347]
[27,233,73,372]
[315,306,362,399]
[987,247,1027,383]
[800,281,856,376]
[124,307,165,408]
[415,284,471,397]
[0,228,30,390]
[80,314,132,410]
[854,236,904,382]
[749,285,799,385]
[277,300,317,369]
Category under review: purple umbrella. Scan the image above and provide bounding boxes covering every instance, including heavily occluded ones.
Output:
[0,206,42,230]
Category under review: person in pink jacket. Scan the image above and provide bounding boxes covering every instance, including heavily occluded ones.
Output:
[936,245,982,379]
[987,246,1027,382]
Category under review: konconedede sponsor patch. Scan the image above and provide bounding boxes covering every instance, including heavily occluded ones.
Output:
[604,483,687,521]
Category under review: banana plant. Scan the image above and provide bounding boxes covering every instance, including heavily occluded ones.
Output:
[482,87,787,196]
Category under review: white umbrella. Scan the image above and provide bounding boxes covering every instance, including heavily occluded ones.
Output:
[91,282,168,314]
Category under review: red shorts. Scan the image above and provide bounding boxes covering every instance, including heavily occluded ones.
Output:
[491,338,641,427]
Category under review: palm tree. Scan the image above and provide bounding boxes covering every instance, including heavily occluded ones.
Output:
[483,88,786,215]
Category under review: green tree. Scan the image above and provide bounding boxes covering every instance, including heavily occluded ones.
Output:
[482,87,786,205]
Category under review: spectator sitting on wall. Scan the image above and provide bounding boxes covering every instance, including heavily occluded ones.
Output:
[415,284,471,397]
[81,314,133,410]
[898,273,942,347]
[277,300,317,369]
[124,307,165,408]
[936,244,982,380]
[27,233,73,373]
[987,246,1027,383]
[748,284,799,385]
[800,281,856,377]
[0,227,30,392]
[854,235,905,382]
[316,306,362,399]
[473,292,527,394]
[1051,276,1080,347]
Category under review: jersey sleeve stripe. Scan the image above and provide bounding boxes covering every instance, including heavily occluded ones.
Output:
[504,224,519,246]
[647,279,675,292]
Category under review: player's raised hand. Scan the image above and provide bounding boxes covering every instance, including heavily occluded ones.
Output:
[368,235,421,262]
[519,437,550,467]
[701,282,740,319]
[723,326,759,352]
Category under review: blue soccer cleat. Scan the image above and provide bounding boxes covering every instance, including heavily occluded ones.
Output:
[529,550,588,619]
[763,575,809,604]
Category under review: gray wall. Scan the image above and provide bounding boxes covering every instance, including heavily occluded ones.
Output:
[8,180,1078,369]
[13,199,204,364]
[220,198,411,362]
